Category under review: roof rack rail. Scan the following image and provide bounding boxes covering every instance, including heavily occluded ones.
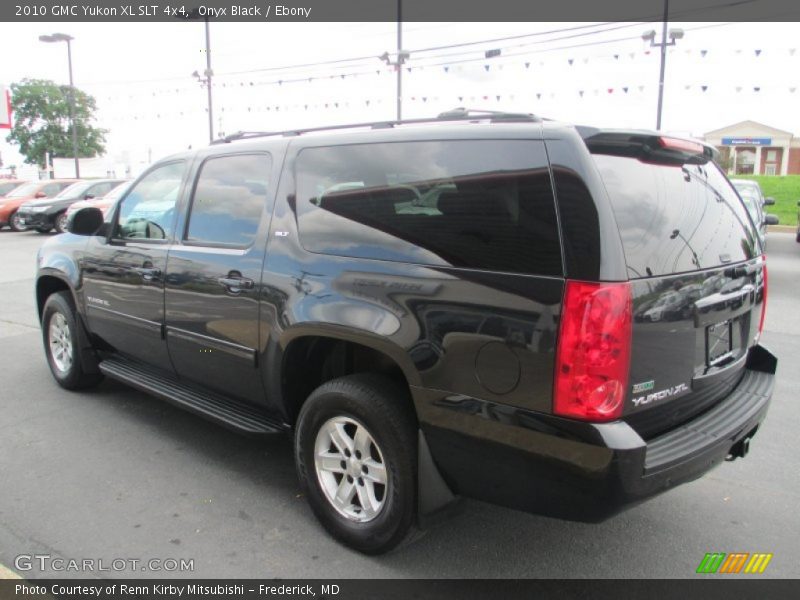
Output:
[211,107,540,145]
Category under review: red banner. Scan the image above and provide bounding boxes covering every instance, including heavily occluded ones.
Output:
[0,86,11,129]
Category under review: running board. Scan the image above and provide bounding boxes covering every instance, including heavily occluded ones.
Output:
[98,356,288,436]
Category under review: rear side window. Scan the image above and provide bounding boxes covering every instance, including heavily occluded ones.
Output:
[295,140,562,276]
[593,156,757,278]
[186,154,272,247]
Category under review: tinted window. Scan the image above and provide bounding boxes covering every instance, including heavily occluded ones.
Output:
[295,141,561,276]
[186,154,271,247]
[86,182,115,197]
[42,183,63,197]
[593,156,757,277]
[116,162,184,240]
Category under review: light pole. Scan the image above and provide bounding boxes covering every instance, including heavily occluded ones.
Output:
[39,32,80,178]
[379,0,408,121]
[182,10,214,142]
[642,0,684,131]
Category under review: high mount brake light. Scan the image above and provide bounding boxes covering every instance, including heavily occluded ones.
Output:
[554,281,633,422]
[658,136,705,154]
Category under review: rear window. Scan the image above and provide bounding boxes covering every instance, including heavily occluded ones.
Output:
[295,140,562,276]
[593,156,757,278]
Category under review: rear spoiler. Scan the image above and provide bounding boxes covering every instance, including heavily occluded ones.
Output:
[576,127,718,166]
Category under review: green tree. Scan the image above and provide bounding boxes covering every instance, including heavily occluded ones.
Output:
[4,78,107,167]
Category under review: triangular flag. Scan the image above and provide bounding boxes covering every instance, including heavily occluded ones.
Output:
[484,64,490,71]
[568,58,574,65]
[755,49,761,57]
[579,90,584,97]
[638,85,644,92]
[701,50,708,57]
[623,87,628,93]
[754,86,761,92]
[536,93,541,100]
[790,49,796,56]
[701,85,708,92]
[614,54,619,60]
[736,86,742,92]
[608,88,613,94]
[628,53,634,59]
[524,62,530,69]
[685,85,691,90]
[789,87,797,93]
[496,95,501,101]
[458,96,463,101]
[444,66,449,73]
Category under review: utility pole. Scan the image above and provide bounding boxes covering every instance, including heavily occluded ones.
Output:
[204,17,214,142]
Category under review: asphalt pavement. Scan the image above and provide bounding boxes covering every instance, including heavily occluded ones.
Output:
[0,229,798,579]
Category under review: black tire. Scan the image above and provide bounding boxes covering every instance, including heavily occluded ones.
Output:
[42,291,103,390]
[796,229,800,243]
[54,211,69,234]
[295,373,417,555]
[8,211,27,232]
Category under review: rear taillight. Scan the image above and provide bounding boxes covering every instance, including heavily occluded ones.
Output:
[554,280,633,422]
[758,258,768,338]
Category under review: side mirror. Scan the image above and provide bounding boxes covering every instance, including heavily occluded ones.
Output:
[35,191,47,199]
[84,193,95,200]
[764,214,780,226]
[67,206,104,236]
[763,197,775,206]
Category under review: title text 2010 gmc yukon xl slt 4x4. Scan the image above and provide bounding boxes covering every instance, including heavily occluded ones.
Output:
[36,110,776,554]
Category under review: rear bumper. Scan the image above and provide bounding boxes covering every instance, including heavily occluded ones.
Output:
[418,345,776,522]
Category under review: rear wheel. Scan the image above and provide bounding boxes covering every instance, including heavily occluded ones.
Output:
[9,211,26,232]
[54,211,69,234]
[295,373,417,554]
[42,291,103,390]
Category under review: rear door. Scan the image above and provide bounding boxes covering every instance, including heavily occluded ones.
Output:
[164,152,274,405]
[588,138,765,438]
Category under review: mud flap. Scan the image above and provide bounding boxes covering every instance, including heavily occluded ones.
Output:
[417,430,459,528]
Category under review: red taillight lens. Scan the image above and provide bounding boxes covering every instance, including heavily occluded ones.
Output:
[758,258,768,337]
[554,280,633,422]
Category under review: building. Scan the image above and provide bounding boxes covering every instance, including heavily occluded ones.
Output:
[703,121,800,176]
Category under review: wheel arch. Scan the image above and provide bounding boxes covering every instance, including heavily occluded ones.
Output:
[276,325,422,427]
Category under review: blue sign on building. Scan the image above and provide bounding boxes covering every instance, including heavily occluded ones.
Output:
[721,137,772,146]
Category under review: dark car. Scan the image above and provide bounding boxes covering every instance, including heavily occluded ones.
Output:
[17,179,125,233]
[35,110,776,554]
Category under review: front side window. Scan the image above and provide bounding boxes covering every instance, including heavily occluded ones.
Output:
[116,162,185,240]
[185,154,272,247]
[295,140,562,276]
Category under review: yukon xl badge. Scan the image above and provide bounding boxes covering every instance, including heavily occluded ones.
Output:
[632,382,690,407]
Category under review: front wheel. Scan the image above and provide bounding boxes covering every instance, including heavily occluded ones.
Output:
[9,211,27,232]
[295,374,417,554]
[54,211,69,234]
[42,292,103,390]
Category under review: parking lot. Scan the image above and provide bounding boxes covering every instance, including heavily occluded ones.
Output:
[0,228,798,579]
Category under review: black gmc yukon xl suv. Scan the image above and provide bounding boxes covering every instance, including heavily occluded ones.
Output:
[36,110,776,554]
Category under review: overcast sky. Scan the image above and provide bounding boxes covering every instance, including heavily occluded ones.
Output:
[1,21,799,175]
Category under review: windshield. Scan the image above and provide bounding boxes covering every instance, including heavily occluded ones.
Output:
[0,182,21,195]
[6,182,41,197]
[737,190,761,223]
[55,181,95,198]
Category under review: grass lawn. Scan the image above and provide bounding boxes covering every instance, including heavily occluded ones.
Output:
[735,175,800,226]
